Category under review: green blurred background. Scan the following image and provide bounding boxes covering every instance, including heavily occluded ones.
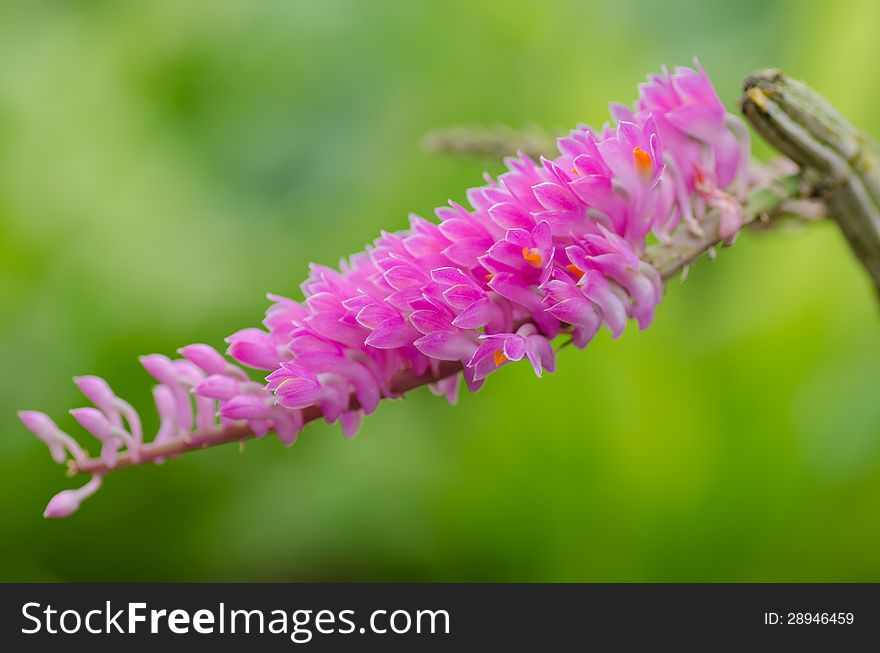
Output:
[1,0,879,582]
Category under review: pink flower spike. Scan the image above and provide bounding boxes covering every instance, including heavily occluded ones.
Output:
[19,62,753,503]
[43,475,102,519]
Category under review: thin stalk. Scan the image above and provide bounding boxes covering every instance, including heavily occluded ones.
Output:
[741,69,880,296]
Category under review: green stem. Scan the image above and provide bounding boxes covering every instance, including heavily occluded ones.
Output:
[741,69,880,296]
[645,174,802,279]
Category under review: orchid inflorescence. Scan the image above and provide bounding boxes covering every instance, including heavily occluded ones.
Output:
[20,60,751,517]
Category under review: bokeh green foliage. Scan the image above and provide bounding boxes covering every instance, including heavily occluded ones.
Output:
[1,0,879,581]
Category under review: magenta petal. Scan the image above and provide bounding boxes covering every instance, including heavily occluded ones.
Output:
[221,395,270,421]
[532,182,579,212]
[467,342,504,381]
[409,309,450,334]
[430,266,471,286]
[340,410,363,438]
[617,120,642,150]
[266,362,316,390]
[581,272,628,337]
[437,216,484,241]
[249,419,270,438]
[532,221,552,250]
[504,227,533,249]
[488,273,538,308]
[383,265,427,290]
[346,365,381,414]
[501,336,526,361]
[177,344,228,376]
[714,130,742,188]
[451,297,494,329]
[665,103,723,142]
[414,331,475,361]
[355,303,397,329]
[365,316,417,349]
[487,202,535,230]
[443,238,491,267]
[547,297,596,329]
[226,329,279,370]
[486,239,526,268]
[384,286,423,311]
[462,364,486,393]
[195,374,240,400]
[271,408,301,446]
[274,376,324,409]
[442,284,484,310]
[609,102,635,124]
[304,314,368,349]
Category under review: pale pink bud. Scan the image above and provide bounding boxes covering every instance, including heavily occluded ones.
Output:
[153,385,178,443]
[225,329,279,370]
[270,407,302,446]
[43,475,102,519]
[43,490,81,518]
[18,411,66,463]
[140,354,178,385]
[195,374,240,400]
[70,408,119,468]
[178,344,228,376]
[220,394,271,421]
[73,376,122,428]
[140,355,193,432]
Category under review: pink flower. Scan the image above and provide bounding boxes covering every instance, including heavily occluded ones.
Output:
[469,324,556,382]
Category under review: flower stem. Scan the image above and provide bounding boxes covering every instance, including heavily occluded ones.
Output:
[422,124,559,160]
[645,173,802,279]
[741,69,880,296]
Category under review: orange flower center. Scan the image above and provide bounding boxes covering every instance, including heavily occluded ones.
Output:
[521,247,543,268]
[565,264,585,279]
[632,146,652,178]
[493,350,508,367]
